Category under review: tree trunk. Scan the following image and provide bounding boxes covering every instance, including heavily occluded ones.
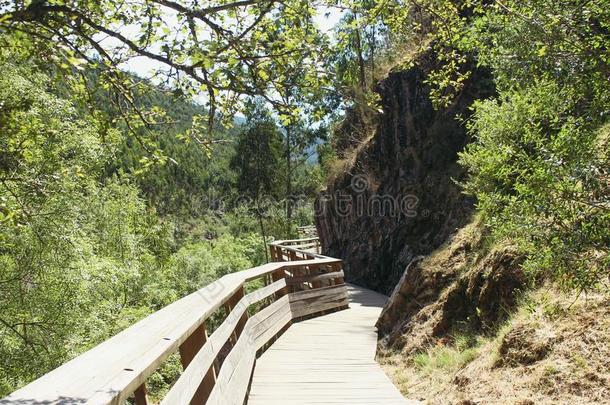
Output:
[285,125,293,222]
[354,14,367,92]
[369,25,375,81]
[255,194,269,263]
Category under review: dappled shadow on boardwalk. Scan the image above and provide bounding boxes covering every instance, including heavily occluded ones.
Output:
[0,396,87,404]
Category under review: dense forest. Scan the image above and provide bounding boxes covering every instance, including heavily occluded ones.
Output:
[0,36,322,395]
[0,0,609,402]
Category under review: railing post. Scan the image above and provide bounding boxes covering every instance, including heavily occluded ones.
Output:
[309,263,322,289]
[224,287,247,344]
[272,266,288,298]
[234,287,248,338]
[179,322,216,404]
[332,261,349,310]
[271,244,286,262]
[134,384,149,405]
[332,262,344,285]
[269,266,290,347]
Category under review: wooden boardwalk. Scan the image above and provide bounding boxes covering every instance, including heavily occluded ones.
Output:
[248,284,412,404]
[3,238,413,405]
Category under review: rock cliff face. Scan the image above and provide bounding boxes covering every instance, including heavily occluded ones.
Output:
[315,55,493,294]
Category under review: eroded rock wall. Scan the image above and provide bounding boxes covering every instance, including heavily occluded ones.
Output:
[315,56,493,294]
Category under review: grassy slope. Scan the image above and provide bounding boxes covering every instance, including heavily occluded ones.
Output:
[379,237,610,404]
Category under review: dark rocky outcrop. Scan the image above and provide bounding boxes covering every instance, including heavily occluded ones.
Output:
[315,53,494,294]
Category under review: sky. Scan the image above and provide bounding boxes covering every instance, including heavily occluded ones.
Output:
[122,6,345,79]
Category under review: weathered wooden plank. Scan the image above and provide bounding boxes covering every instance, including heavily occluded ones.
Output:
[224,348,256,405]
[207,331,252,405]
[288,284,348,302]
[290,289,348,307]
[207,298,290,405]
[248,284,412,405]
[286,270,345,286]
[289,284,350,317]
[291,299,349,319]
[251,297,292,349]
[240,258,339,281]
[249,295,290,332]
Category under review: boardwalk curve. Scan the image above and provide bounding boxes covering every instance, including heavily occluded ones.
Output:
[2,236,411,405]
[248,284,410,404]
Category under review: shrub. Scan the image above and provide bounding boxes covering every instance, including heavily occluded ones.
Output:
[460,82,609,290]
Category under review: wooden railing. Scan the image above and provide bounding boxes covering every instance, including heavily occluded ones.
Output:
[269,237,324,261]
[1,238,348,405]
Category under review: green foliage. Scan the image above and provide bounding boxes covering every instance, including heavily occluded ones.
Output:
[0,0,331,132]
[77,68,239,220]
[0,57,167,391]
[231,103,283,200]
[0,45,267,396]
[460,82,609,290]
[331,6,386,91]
[453,0,610,291]
[153,233,266,309]
[412,334,480,374]
[469,0,610,109]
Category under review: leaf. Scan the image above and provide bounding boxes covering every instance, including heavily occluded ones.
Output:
[537,45,547,57]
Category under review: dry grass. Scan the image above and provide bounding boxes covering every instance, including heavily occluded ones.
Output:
[372,37,430,83]
[325,125,377,186]
[418,216,486,272]
[380,287,610,404]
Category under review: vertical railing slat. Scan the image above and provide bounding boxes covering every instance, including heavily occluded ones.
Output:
[134,384,149,405]
[179,322,216,404]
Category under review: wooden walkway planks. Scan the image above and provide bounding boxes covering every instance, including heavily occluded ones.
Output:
[248,284,415,405]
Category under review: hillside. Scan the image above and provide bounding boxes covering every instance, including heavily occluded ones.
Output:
[313,2,609,403]
[378,222,610,404]
[316,51,493,294]
[0,0,608,403]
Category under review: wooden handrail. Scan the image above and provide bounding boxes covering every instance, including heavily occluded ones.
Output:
[1,237,348,405]
[269,238,325,261]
